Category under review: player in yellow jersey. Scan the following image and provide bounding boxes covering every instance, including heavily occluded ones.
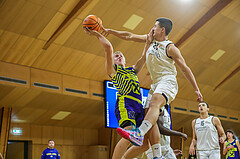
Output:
[85,28,153,159]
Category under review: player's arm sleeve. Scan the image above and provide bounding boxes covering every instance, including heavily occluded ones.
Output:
[57,151,60,159]
[41,150,45,159]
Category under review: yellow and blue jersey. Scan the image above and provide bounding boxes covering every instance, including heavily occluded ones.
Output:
[41,148,60,159]
[111,65,144,128]
[111,64,142,103]
[226,139,239,159]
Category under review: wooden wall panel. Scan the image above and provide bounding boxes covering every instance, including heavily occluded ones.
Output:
[228,110,239,123]
[215,107,229,121]
[89,80,104,101]
[0,62,30,88]
[0,29,4,36]
[53,126,64,145]
[171,98,188,114]
[88,145,108,159]
[73,128,84,146]
[83,129,98,145]
[63,127,74,145]
[32,144,44,159]
[8,123,101,159]
[63,75,90,98]
[42,125,54,144]
[30,125,42,144]
[31,68,62,93]
[9,123,30,141]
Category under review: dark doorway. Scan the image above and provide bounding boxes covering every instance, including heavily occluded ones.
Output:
[6,140,32,159]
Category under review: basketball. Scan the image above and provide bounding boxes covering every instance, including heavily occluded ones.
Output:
[83,15,102,32]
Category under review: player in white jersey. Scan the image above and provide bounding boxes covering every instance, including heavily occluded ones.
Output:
[145,105,187,159]
[102,18,203,159]
[189,101,226,159]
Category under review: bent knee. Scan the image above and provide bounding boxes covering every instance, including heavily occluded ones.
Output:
[141,144,150,152]
[150,94,166,106]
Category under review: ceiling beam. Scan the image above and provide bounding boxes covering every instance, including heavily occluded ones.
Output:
[175,0,232,47]
[42,0,88,50]
[214,65,240,91]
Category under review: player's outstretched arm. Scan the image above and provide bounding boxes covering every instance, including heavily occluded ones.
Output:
[133,28,154,74]
[213,117,226,144]
[168,45,203,102]
[189,120,197,155]
[84,28,115,76]
[101,27,147,43]
[157,117,187,140]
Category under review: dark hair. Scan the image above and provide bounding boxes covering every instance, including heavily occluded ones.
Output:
[48,139,54,143]
[200,101,209,108]
[156,18,173,35]
[226,130,236,139]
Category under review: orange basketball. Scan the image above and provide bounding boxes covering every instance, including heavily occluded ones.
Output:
[83,15,102,32]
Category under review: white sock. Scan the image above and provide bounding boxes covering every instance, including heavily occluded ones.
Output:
[152,143,162,157]
[145,147,153,159]
[139,120,152,136]
[121,156,125,159]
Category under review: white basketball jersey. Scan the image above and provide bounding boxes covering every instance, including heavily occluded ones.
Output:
[146,40,177,84]
[195,116,220,151]
[159,107,171,152]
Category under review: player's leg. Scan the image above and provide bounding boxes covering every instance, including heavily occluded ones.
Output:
[114,98,143,158]
[197,150,209,159]
[145,147,153,159]
[209,149,220,159]
[141,93,166,131]
[148,123,163,158]
[112,125,132,159]
[117,98,145,146]
[123,135,150,159]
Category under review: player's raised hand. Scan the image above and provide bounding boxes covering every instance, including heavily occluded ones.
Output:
[146,28,154,45]
[100,26,110,37]
[181,132,188,141]
[84,27,101,37]
[195,90,203,102]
